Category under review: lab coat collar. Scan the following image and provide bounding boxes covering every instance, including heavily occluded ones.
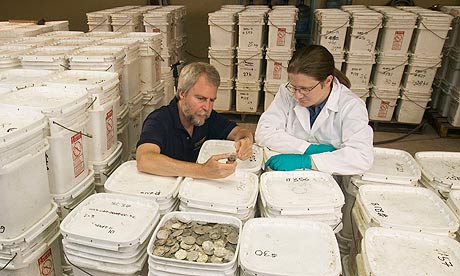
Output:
[293,77,341,133]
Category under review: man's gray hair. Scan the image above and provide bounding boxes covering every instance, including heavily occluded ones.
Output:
[176,62,220,98]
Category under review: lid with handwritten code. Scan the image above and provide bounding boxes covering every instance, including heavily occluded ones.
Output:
[196,139,263,173]
[239,218,341,276]
[104,161,182,205]
[415,151,460,189]
[360,147,421,185]
[60,193,160,250]
[357,185,459,235]
[179,171,259,213]
[260,171,345,214]
[363,227,460,276]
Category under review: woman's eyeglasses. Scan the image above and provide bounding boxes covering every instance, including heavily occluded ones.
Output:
[285,81,321,96]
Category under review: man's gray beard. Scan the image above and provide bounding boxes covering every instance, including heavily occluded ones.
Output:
[182,101,209,127]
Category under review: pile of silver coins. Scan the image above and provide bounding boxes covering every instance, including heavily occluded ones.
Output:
[152,217,239,263]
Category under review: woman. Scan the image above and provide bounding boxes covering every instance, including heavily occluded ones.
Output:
[255,45,373,175]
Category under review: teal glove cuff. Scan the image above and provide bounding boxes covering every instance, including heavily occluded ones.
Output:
[305,143,336,155]
[265,153,312,171]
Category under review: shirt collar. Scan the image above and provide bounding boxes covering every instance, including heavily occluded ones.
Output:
[169,98,186,130]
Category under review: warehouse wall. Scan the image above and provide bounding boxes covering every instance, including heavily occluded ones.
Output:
[1,0,459,62]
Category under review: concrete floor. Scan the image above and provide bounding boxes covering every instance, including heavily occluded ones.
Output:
[237,120,460,155]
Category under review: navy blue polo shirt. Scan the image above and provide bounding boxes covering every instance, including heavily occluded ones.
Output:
[137,98,237,162]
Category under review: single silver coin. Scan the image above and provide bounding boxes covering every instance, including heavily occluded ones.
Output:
[180,240,193,250]
[156,229,170,240]
[214,247,227,258]
[174,249,187,260]
[186,251,199,261]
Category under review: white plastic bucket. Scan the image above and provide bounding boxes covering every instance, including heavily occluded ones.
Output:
[377,18,417,53]
[91,141,123,193]
[0,69,55,90]
[344,52,374,88]
[347,22,382,54]
[128,92,144,154]
[445,47,460,90]
[208,48,235,80]
[196,140,263,174]
[411,16,452,56]
[267,19,296,49]
[263,81,282,111]
[214,84,233,111]
[236,89,260,113]
[401,55,441,92]
[415,151,460,193]
[265,48,292,82]
[373,52,408,89]
[367,91,398,121]
[394,94,430,124]
[104,161,181,216]
[237,48,263,81]
[239,218,341,276]
[117,105,130,162]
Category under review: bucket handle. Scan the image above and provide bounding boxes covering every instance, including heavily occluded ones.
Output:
[265,54,289,69]
[88,18,108,32]
[209,53,233,67]
[0,253,17,271]
[332,218,343,232]
[208,19,234,33]
[350,22,382,39]
[377,56,409,74]
[236,51,262,65]
[63,251,94,276]
[52,121,93,138]
[420,21,449,41]
[400,91,431,110]
[408,59,442,74]
[319,20,349,37]
[113,19,133,32]
[148,46,164,61]
[267,18,294,34]
[371,91,398,107]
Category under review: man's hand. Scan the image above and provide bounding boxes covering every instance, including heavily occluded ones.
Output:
[235,137,253,161]
[202,153,237,179]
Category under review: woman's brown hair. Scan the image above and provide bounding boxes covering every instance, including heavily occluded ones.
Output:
[287,45,351,88]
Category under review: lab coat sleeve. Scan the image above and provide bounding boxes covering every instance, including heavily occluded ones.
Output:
[311,98,374,175]
[255,86,310,154]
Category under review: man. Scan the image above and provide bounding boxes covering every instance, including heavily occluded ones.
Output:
[137,62,254,179]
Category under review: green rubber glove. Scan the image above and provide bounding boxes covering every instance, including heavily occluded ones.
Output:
[305,144,336,155]
[265,153,312,171]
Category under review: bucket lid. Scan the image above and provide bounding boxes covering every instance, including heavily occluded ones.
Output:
[358,184,459,234]
[0,69,54,89]
[60,193,160,250]
[0,86,88,116]
[104,161,181,202]
[363,227,460,276]
[45,70,119,94]
[360,147,421,184]
[260,171,345,214]
[196,140,263,173]
[239,218,341,276]
[415,151,460,188]
[447,190,460,219]
[179,171,259,212]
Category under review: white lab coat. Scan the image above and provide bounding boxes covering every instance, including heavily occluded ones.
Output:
[255,77,374,175]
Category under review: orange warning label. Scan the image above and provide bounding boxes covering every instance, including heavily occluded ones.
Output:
[71,132,84,177]
[106,108,114,150]
[38,248,55,276]
[378,101,390,118]
[276,27,286,46]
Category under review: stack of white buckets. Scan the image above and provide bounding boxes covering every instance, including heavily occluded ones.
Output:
[395,6,452,124]
[104,160,182,216]
[0,45,34,72]
[239,218,342,276]
[0,106,62,276]
[44,70,123,192]
[236,7,269,113]
[208,8,239,111]
[258,171,345,233]
[19,46,80,71]
[264,6,297,111]
[60,193,160,276]
[342,6,382,100]
[415,151,460,200]
[178,140,262,222]
[313,9,349,70]
[366,6,418,121]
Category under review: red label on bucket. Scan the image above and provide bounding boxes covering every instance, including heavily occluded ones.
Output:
[106,108,114,150]
[277,28,286,46]
[273,62,282,80]
[392,31,404,51]
[71,132,85,177]
[38,248,55,276]
[378,101,390,118]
